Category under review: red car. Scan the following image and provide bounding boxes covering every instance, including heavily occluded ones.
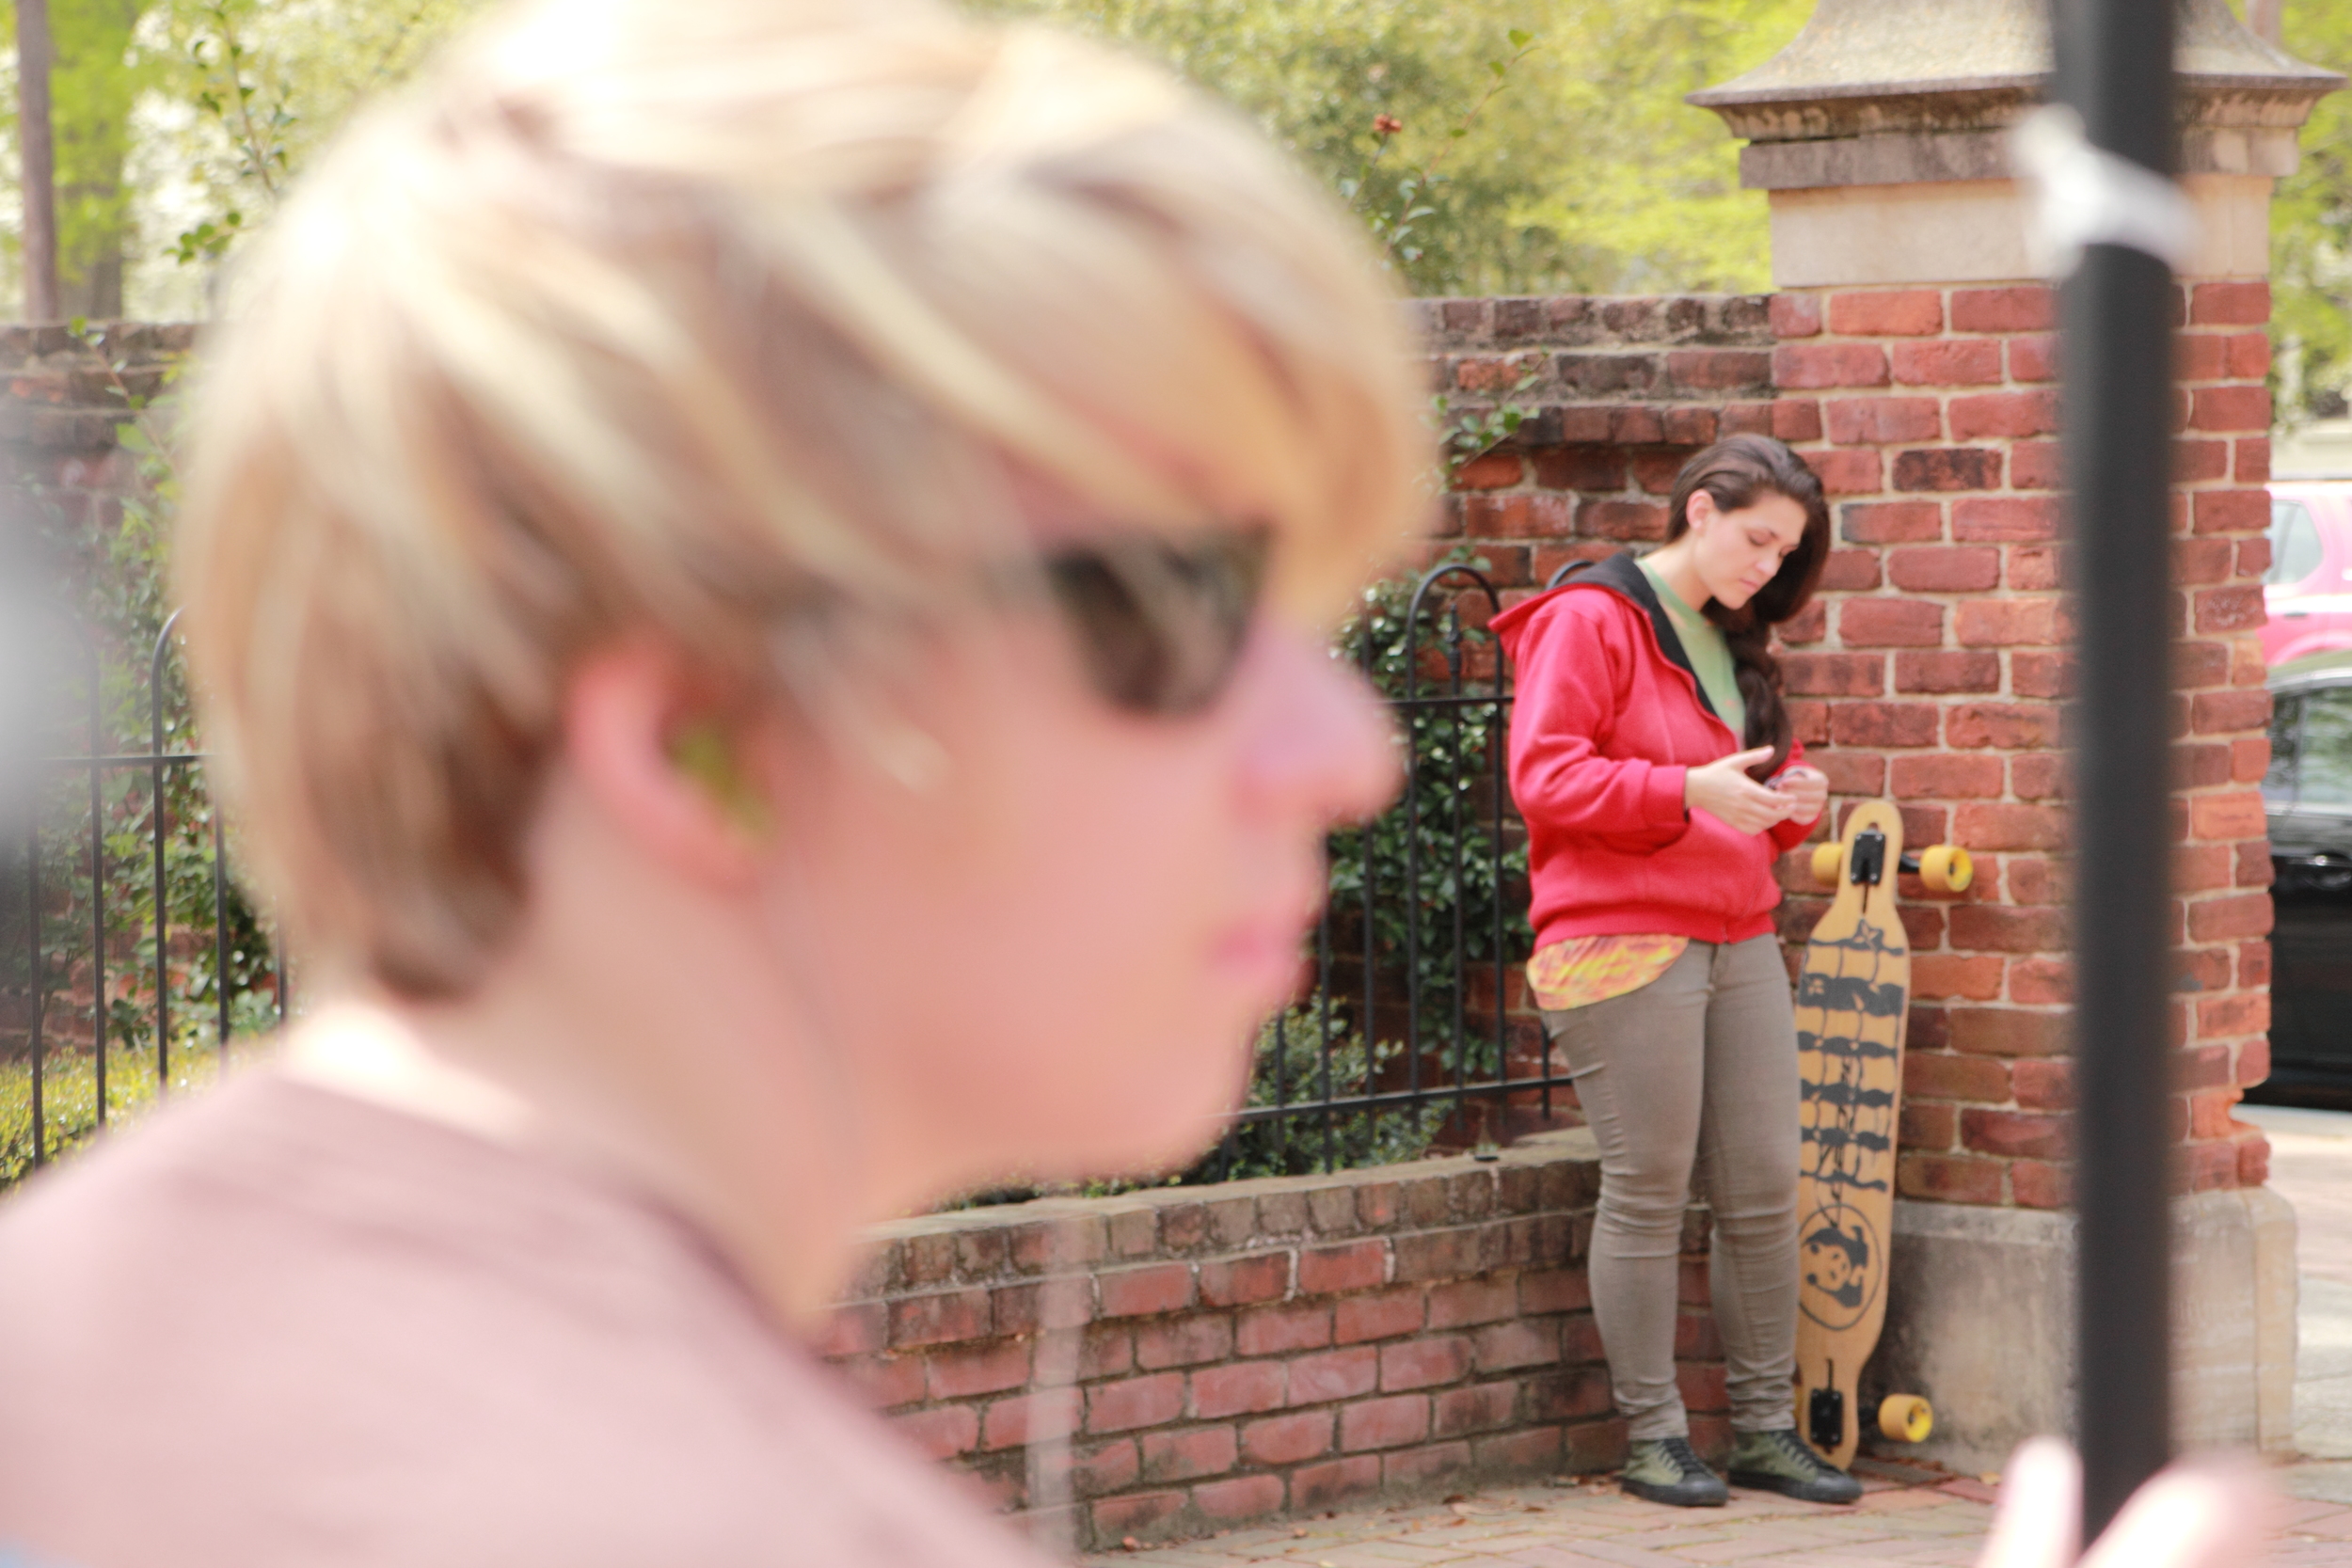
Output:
[2264,482,2352,666]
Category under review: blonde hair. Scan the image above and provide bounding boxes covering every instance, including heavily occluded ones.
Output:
[178,0,1427,999]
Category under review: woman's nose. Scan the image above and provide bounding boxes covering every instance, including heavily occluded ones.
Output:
[1232,624,1401,827]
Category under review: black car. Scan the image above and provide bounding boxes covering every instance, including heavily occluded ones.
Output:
[2257,650,2352,1101]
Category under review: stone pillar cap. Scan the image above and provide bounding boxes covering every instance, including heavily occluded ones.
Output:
[1692,0,2341,142]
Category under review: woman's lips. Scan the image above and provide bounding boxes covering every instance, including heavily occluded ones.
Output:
[1212,898,1322,998]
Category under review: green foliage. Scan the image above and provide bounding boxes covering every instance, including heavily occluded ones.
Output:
[962,0,1809,295]
[1194,1006,1448,1180]
[948,1004,1450,1203]
[1338,29,1540,275]
[2272,0,2352,422]
[0,323,280,1192]
[0,1049,164,1188]
[1326,552,1533,1078]
[34,0,2350,340]
[45,0,147,313]
[1192,551,1541,1180]
[61,321,185,676]
[176,0,300,240]
[67,319,281,1064]
[1433,372,1541,485]
[121,0,488,313]
[23,0,1815,309]
[0,1033,270,1186]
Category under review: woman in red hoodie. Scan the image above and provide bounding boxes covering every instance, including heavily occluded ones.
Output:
[1490,435,1843,1509]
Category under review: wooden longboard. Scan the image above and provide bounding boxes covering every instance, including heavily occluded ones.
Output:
[1793,801,1912,1470]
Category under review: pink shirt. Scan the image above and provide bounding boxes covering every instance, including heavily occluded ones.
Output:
[0,1071,1054,1568]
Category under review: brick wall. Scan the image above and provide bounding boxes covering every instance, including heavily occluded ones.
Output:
[1,324,185,532]
[1418,286,2276,1209]
[1417,293,1778,593]
[824,1133,1718,1552]
[1764,281,2275,1205]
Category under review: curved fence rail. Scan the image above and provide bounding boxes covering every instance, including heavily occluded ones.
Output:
[10,562,1559,1187]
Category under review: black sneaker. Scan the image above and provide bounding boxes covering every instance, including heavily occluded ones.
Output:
[1726,1428,1863,1504]
[1621,1436,1729,1507]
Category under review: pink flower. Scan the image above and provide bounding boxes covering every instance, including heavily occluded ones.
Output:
[1373,114,1403,135]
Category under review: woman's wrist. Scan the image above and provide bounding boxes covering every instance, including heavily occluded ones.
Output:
[1646,764,1692,826]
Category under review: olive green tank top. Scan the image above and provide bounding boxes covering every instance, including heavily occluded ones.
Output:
[1639,559,1746,740]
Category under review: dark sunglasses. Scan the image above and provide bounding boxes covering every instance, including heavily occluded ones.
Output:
[1032,527,1271,719]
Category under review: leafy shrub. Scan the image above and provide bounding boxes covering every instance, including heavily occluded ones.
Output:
[1191,1006,1451,1180]
[1325,554,1533,1078]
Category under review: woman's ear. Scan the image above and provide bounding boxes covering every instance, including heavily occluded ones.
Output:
[564,642,774,887]
[1684,489,1720,531]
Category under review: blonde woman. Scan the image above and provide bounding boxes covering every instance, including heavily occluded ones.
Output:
[0,2,1418,1561]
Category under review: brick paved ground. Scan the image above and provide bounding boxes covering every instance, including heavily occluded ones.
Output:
[1079,1461,2352,1566]
[1077,1105,2352,1565]
[1080,1469,1997,1567]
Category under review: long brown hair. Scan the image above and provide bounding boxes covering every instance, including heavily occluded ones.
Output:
[1663,436,1831,779]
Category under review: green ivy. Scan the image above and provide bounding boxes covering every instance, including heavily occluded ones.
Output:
[1326,553,1534,1079]
[1192,1006,1451,1180]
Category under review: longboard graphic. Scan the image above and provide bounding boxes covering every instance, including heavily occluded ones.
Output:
[1793,801,1968,1466]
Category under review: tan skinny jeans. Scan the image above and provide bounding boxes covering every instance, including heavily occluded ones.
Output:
[1542,935,1800,1441]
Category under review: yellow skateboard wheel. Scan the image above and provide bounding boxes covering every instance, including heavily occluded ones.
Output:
[1916,845,1973,895]
[1879,1394,1933,1443]
[1811,844,1844,888]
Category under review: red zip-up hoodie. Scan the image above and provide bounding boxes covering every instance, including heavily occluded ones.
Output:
[1490,553,1819,950]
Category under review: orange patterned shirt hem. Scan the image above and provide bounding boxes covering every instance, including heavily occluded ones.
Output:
[1527,934,1689,1011]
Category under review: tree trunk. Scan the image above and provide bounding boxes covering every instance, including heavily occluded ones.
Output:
[57,247,124,324]
[50,0,144,322]
[16,0,59,322]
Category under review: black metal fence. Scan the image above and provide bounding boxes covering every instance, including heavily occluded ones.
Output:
[5,609,282,1180]
[1193,559,1573,1182]
[8,560,1567,1187]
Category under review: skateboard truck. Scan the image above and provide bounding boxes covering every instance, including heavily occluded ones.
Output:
[1807,1386,1845,1452]
[1851,829,1886,886]
[1810,835,1974,895]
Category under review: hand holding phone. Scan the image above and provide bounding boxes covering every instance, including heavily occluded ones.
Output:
[1769,764,1830,825]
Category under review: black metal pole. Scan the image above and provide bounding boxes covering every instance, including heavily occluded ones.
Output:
[2052,0,2179,1541]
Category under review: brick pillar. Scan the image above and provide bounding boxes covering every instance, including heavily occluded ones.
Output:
[1693,0,2339,1466]
[1767,278,2285,1204]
